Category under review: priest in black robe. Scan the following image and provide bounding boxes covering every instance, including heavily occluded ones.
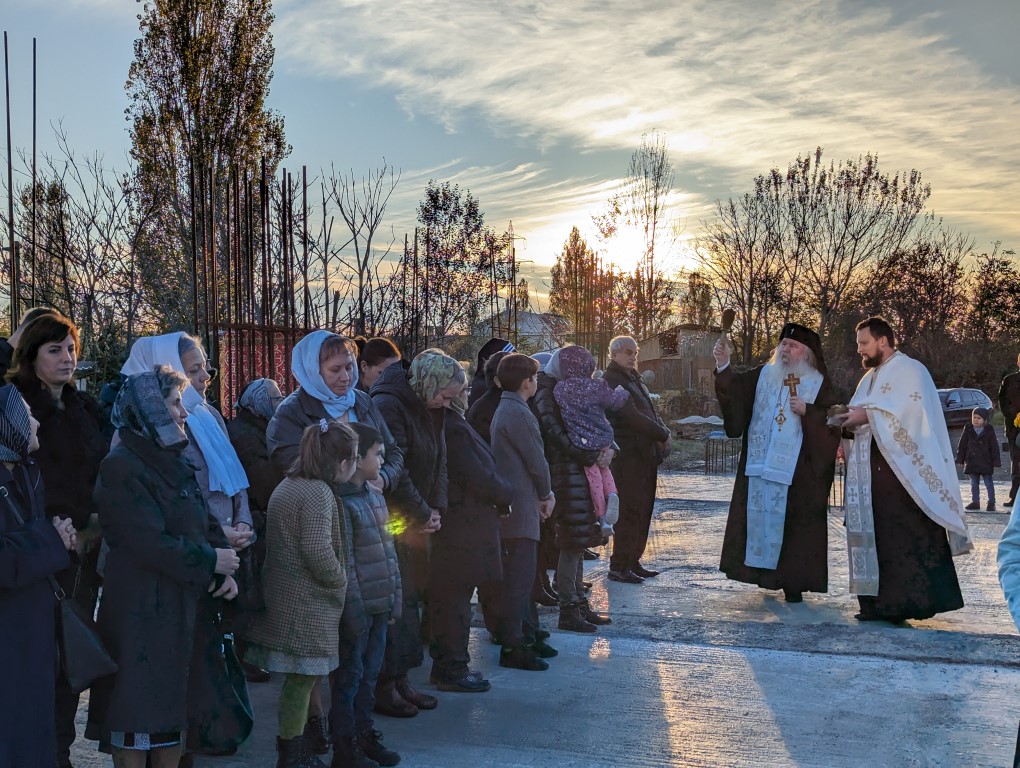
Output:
[713,323,840,603]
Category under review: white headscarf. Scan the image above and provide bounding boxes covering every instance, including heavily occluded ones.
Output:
[291,331,359,421]
[121,333,249,496]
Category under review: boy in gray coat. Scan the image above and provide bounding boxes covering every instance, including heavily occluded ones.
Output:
[490,353,556,671]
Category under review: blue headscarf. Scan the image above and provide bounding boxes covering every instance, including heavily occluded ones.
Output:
[292,331,359,421]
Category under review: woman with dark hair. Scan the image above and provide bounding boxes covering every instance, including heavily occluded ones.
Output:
[354,337,402,393]
[0,306,56,379]
[87,367,240,768]
[266,330,406,750]
[371,349,463,715]
[0,384,76,768]
[8,311,110,766]
[245,419,359,768]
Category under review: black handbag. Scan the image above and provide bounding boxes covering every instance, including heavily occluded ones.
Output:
[232,545,266,614]
[0,486,118,694]
[187,599,254,754]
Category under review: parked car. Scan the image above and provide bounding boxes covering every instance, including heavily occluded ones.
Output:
[937,388,994,428]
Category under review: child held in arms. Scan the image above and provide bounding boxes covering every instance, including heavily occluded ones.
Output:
[552,345,627,537]
[956,406,1001,512]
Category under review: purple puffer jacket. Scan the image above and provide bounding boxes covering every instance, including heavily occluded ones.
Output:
[553,345,629,452]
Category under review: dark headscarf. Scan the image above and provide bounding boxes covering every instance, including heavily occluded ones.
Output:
[111,369,188,450]
[0,384,32,462]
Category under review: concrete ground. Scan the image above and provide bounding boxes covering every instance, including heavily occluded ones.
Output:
[70,471,1020,767]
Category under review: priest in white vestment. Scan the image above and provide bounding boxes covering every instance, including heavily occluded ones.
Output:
[838,316,971,622]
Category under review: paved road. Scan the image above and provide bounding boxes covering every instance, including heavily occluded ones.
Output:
[70,471,1020,767]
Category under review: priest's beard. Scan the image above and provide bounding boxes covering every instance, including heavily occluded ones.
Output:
[767,348,814,379]
[861,349,888,369]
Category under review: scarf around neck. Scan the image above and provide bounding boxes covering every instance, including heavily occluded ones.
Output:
[292,331,359,420]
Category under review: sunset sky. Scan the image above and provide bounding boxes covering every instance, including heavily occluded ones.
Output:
[2,0,1018,305]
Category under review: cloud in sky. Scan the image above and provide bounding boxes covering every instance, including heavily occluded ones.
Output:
[274,0,1020,252]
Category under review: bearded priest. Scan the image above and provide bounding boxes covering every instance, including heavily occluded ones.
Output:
[713,322,840,603]
[836,316,972,623]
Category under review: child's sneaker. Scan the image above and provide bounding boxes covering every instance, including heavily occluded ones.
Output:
[600,519,615,538]
[605,493,620,525]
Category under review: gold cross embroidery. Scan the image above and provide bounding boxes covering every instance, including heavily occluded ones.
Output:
[910,392,921,401]
[881,383,891,394]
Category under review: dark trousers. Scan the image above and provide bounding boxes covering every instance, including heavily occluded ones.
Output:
[427,574,475,679]
[499,538,538,648]
[55,551,102,764]
[478,579,503,639]
[1010,440,1020,501]
[556,549,585,606]
[380,536,427,681]
[609,460,659,572]
[331,612,389,740]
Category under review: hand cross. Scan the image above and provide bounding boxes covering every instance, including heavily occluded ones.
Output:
[783,373,800,397]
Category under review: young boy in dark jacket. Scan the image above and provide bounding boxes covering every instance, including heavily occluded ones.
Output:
[956,406,1001,511]
[333,423,402,768]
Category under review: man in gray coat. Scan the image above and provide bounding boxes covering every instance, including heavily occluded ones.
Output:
[490,353,555,672]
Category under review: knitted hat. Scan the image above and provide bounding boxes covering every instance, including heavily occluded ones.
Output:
[973,407,990,421]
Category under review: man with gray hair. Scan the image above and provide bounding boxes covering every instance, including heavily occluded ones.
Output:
[603,336,672,583]
[712,323,839,602]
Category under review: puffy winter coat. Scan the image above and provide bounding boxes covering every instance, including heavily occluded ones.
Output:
[531,373,603,551]
[336,480,402,621]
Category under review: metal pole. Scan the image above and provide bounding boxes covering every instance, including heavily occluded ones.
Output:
[30,37,35,307]
[4,32,18,324]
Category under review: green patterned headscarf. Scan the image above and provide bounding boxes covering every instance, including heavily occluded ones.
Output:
[409,349,465,404]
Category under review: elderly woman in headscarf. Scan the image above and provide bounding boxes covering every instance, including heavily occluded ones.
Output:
[0,384,76,768]
[86,367,239,768]
[265,330,405,751]
[370,348,464,716]
[227,378,286,683]
[121,333,254,551]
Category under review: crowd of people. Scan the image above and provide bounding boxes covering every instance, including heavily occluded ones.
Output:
[8,306,1020,767]
[0,309,670,768]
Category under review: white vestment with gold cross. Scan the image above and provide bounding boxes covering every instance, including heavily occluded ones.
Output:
[844,351,972,596]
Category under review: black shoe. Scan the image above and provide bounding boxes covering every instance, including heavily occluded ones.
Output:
[783,590,803,603]
[632,563,659,578]
[277,735,326,767]
[558,603,598,633]
[964,501,980,510]
[532,585,558,607]
[357,729,401,766]
[430,668,484,684]
[534,627,551,641]
[607,569,644,584]
[1005,498,1015,508]
[499,645,549,671]
[332,735,378,768]
[529,638,559,658]
[579,599,612,625]
[434,673,492,692]
[304,714,330,755]
[581,580,593,590]
[987,502,997,511]
[582,548,599,560]
[394,675,438,710]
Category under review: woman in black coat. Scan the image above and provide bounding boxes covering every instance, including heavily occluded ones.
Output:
[86,368,239,768]
[0,384,75,768]
[7,311,110,766]
[427,397,513,691]
[371,349,464,715]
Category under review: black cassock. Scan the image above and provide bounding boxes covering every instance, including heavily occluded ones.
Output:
[715,365,840,594]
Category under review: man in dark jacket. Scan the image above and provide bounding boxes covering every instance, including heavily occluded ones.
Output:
[603,336,671,584]
[998,354,1020,507]
[467,337,514,407]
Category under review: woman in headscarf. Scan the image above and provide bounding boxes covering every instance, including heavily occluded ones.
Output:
[7,311,110,766]
[0,385,76,768]
[428,381,513,692]
[370,348,464,716]
[265,330,406,752]
[227,378,286,683]
[86,367,239,768]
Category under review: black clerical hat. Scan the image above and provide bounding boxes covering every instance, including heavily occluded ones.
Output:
[778,322,827,377]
